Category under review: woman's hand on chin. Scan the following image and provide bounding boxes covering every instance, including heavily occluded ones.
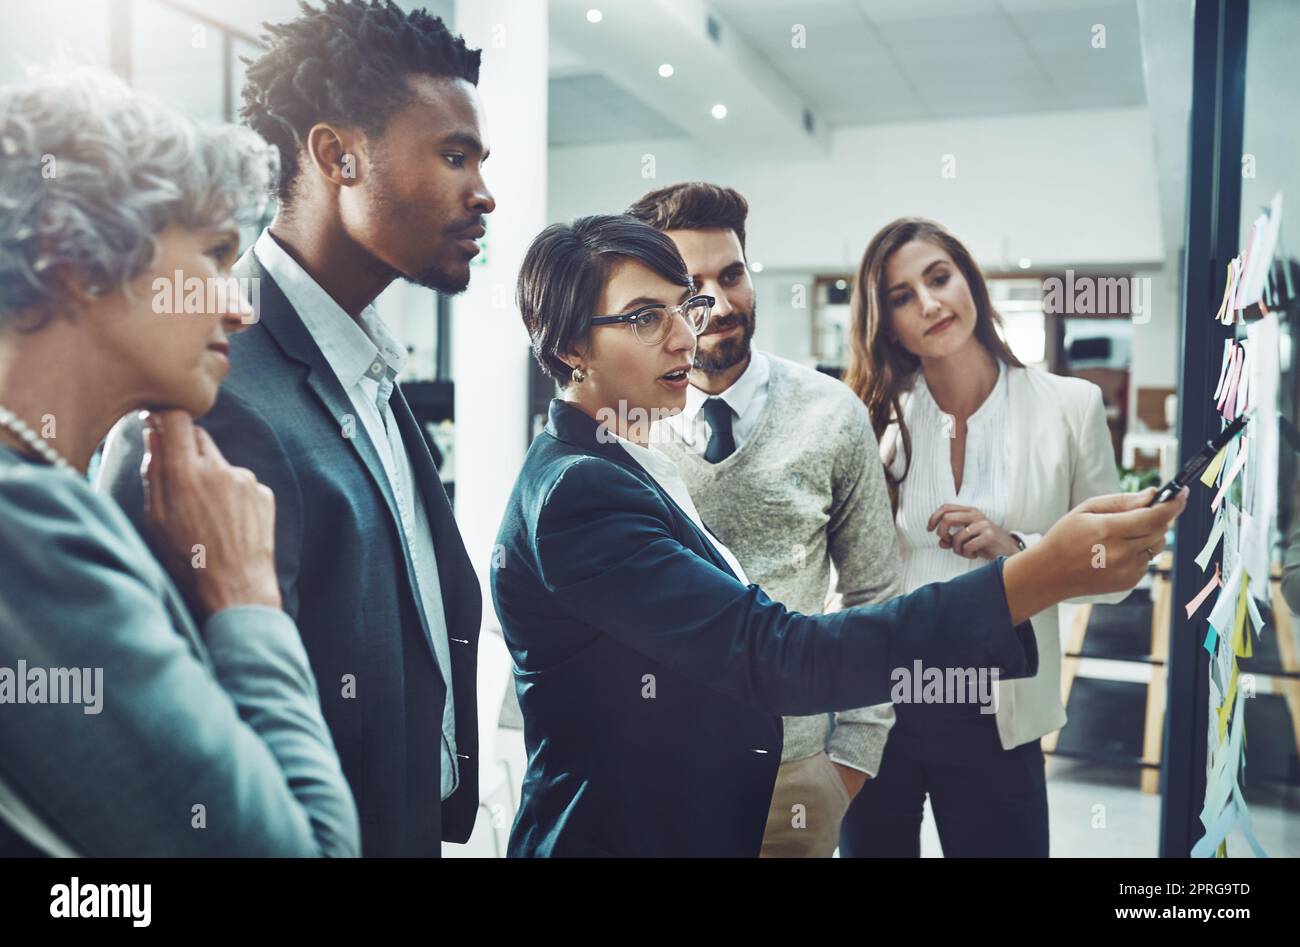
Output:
[140,409,282,616]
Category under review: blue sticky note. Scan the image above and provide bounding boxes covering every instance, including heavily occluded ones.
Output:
[1204,623,1219,654]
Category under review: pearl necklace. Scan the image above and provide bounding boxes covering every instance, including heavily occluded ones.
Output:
[0,406,72,471]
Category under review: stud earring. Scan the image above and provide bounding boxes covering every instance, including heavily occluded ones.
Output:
[571,366,587,384]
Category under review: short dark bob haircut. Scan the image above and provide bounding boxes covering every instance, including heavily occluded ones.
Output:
[518,214,693,387]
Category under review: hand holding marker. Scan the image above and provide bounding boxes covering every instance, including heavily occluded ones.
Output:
[1147,414,1249,507]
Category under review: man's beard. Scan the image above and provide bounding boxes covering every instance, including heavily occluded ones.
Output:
[693,307,756,374]
[404,260,471,296]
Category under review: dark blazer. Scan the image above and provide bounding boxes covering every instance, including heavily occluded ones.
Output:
[491,399,1038,857]
[99,251,480,856]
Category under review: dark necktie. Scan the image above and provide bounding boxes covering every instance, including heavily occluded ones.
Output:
[700,397,736,464]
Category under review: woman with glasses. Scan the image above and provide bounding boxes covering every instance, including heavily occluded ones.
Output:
[491,214,1185,858]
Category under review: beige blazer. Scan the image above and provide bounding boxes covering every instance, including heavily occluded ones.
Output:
[881,366,1125,750]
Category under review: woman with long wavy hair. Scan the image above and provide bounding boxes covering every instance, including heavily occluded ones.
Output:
[840,218,1127,857]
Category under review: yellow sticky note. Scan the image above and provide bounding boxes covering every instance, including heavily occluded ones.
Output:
[1233,574,1251,659]
[1200,445,1228,487]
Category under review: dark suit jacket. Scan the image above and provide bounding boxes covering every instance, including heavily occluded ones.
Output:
[490,399,1037,857]
[99,251,480,856]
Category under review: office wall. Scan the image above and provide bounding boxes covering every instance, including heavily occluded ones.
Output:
[550,105,1176,403]
[550,106,1167,271]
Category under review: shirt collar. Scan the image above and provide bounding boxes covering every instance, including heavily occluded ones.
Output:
[613,433,681,481]
[681,349,770,422]
[253,228,405,390]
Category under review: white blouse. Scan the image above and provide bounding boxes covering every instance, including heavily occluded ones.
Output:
[891,360,1009,594]
[615,436,751,585]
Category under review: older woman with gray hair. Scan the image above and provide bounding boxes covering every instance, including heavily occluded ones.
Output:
[0,68,359,856]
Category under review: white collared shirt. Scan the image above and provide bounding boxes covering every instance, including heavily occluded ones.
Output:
[254,229,460,801]
[614,435,750,585]
[662,350,770,454]
[891,359,1009,594]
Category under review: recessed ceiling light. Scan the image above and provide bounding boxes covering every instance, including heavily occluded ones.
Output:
[750,261,764,273]
[658,63,674,78]
[835,279,848,291]
[586,9,602,23]
[1018,257,1032,269]
[711,103,727,119]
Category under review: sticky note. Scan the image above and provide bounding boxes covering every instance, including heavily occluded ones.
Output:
[1231,780,1269,858]
[1207,562,1241,630]
[1211,441,1249,512]
[1200,445,1228,487]
[1218,665,1238,741]
[1245,592,1265,638]
[1185,564,1222,618]
[1235,344,1250,417]
[1218,344,1245,420]
[1213,340,1233,400]
[1215,260,1237,324]
[1194,512,1226,570]
[1194,689,1266,858]
[1233,576,1251,659]
[1192,799,1237,857]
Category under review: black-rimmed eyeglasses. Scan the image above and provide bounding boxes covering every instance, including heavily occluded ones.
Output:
[590,294,714,345]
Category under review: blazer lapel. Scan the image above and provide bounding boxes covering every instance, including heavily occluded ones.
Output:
[389,384,480,640]
[1004,367,1032,528]
[235,251,405,533]
[545,400,740,580]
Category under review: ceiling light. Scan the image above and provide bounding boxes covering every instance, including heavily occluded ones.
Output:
[750,262,764,273]
[711,103,727,119]
[658,63,674,78]
[586,9,602,23]
[1018,257,1032,269]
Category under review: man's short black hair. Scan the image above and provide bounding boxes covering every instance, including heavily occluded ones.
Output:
[518,215,694,387]
[241,0,481,204]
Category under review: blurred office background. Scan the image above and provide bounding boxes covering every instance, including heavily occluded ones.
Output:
[2,0,1296,858]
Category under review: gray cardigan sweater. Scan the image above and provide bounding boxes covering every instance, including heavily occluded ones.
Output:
[0,448,359,856]
[655,353,902,774]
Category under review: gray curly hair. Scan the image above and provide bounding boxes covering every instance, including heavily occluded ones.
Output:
[0,67,277,329]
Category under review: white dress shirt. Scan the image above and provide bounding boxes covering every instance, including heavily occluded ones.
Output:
[892,359,1009,594]
[880,363,1124,750]
[614,436,750,585]
[661,350,770,454]
[254,229,460,801]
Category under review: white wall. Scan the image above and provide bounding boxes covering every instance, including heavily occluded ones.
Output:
[549,107,1167,272]
[452,0,547,597]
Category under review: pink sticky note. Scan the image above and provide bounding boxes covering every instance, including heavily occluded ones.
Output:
[1185,564,1222,619]
[1217,344,1243,419]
